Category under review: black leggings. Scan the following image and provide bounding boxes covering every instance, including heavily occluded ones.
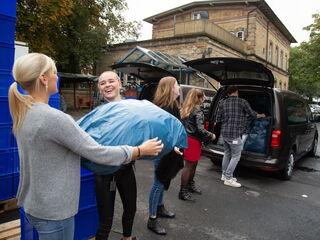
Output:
[94,164,137,239]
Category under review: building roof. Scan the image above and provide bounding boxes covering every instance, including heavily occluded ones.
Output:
[58,72,98,82]
[144,0,297,43]
[116,46,190,71]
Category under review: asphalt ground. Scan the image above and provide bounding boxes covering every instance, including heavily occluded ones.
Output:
[108,154,320,240]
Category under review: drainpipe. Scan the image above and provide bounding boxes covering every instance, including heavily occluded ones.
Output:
[265,21,269,65]
[173,14,176,36]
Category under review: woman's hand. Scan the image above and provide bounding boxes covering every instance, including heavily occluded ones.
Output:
[211,133,216,140]
[138,138,164,157]
[174,146,183,155]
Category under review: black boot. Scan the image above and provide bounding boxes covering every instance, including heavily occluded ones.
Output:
[157,204,175,218]
[187,180,202,195]
[178,187,196,202]
[95,223,111,240]
[147,217,166,235]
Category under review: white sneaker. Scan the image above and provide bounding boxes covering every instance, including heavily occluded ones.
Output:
[221,175,237,182]
[224,179,241,188]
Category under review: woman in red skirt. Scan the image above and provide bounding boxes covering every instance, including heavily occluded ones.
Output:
[179,88,216,201]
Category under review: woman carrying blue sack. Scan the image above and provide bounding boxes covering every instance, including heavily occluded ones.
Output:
[8,53,163,240]
[93,71,139,240]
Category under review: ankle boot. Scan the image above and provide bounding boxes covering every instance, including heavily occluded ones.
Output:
[179,187,196,202]
[147,217,166,235]
[187,180,202,195]
[157,204,175,218]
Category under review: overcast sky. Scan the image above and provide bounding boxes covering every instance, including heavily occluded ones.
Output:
[125,0,320,45]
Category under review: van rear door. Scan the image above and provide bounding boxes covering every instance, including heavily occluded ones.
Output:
[184,58,274,88]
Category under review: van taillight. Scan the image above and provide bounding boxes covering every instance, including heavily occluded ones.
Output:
[271,130,281,148]
[204,121,209,130]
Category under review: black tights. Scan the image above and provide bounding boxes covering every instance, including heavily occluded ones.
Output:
[94,164,137,239]
[181,161,198,188]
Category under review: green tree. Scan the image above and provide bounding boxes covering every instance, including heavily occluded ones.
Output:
[289,13,320,100]
[16,0,140,73]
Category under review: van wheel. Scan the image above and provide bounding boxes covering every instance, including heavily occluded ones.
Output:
[280,151,295,180]
[309,136,318,157]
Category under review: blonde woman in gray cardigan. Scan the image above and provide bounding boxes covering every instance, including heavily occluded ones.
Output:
[8,53,163,240]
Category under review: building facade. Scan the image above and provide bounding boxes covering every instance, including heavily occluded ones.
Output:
[97,0,296,89]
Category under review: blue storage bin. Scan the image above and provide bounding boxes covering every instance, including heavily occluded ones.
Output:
[0,42,14,71]
[0,123,13,150]
[0,14,16,44]
[0,96,12,123]
[50,92,60,99]
[20,205,98,240]
[49,97,60,110]
[0,173,13,201]
[0,70,13,96]
[0,0,17,17]
[0,148,14,176]
[74,205,98,240]
[13,172,19,196]
[12,135,17,148]
[19,208,39,240]
[79,170,96,210]
[13,147,19,172]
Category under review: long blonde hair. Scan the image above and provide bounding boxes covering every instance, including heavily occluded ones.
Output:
[153,76,178,108]
[8,53,57,134]
[180,88,204,119]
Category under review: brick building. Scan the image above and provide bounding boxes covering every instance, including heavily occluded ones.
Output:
[97,0,296,89]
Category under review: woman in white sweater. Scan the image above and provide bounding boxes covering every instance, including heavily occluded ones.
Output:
[8,53,163,240]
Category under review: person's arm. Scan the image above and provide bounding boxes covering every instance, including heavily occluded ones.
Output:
[195,109,216,141]
[47,112,162,166]
[215,102,223,124]
[242,99,259,118]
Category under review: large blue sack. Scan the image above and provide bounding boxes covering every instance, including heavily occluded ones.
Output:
[244,118,271,154]
[77,99,188,174]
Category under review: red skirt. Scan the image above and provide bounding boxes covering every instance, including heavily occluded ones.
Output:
[184,136,202,162]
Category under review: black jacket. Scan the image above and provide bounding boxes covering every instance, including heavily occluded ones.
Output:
[155,103,183,190]
[156,150,184,190]
[162,104,181,121]
[184,108,213,142]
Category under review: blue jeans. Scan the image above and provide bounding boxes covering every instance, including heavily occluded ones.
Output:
[149,164,164,217]
[222,135,247,180]
[26,213,74,240]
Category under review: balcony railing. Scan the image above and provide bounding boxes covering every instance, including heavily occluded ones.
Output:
[174,20,247,54]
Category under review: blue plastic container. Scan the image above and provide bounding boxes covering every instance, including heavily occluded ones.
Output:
[20,205,98,240]
[12,147,19,172]
[79,169,96,210]
[0,42,14,71]
[74,205,98,240]
[0,70,13,96]
[0,96,12,123]
[13,171,19,196]
[0,0,17,17]
[0,173,13,201]
[0,148,14,176]
[19,208,39,240]
[49,97,60,109]
[0,123,13,150]
[0,14,16,45]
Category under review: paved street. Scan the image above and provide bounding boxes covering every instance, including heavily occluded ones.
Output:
[108,136,320,240]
